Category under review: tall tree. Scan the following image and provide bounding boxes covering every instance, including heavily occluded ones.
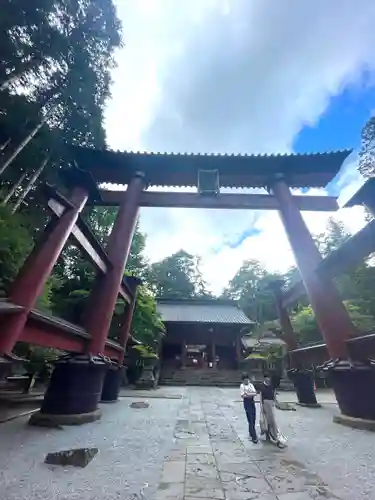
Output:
[223,259,282,322]
[149,250,211,299]
[359,116,375,177]
[0,0,122,196]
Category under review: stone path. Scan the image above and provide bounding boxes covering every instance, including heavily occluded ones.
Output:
[156,392,339,500]
[0,387,374,499]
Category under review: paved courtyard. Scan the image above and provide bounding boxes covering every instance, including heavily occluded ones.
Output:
[0,387,374,499]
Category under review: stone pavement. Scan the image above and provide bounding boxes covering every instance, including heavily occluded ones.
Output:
[0,387,374,499]
[157,391,334,500]
[156,387,375,500]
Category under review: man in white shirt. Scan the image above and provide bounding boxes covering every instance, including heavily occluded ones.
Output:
[240,373,258,443]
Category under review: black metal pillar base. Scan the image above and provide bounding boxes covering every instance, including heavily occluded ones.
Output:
[38,354,108,424]
[101,363,123,403]
[321,359,375,420]
[288,369,319,407]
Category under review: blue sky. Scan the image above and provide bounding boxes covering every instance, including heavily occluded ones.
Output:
[294,84,375,154]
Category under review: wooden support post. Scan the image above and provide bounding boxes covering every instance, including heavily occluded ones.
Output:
[211,338,216,367]
[181,341,187,368]
[270,175,357,359]
[236,335,242,365]
[117,277,142,364]
[0,187,89,356]
[84,173,146,354]
[269,281,298,352]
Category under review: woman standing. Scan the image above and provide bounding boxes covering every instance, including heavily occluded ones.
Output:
[259,373,287,448]
[240,373,258,443]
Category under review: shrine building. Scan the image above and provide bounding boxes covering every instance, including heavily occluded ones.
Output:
[156,298,254,386]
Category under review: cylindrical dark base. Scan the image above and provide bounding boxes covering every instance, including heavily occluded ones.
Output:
[322,360,375,420]
[41,354,108,416]
[288,369,318,406]
[101,365,123,403]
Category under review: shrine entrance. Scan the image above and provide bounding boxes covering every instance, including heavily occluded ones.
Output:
[1,145,373,425]
[156,298,250,385]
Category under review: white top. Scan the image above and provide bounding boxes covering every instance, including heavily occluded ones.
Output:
[240,382,257,398]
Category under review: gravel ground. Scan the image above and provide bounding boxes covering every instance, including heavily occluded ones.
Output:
[0,398,182,500]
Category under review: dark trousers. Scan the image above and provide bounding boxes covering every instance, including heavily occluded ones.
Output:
[243,398,257,442]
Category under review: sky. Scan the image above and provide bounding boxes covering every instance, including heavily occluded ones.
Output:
[104,0,375,294]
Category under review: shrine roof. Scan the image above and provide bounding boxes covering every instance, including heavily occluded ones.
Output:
[69,146,351,189]
[156,298,253,325]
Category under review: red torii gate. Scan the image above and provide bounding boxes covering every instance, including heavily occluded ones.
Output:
[1,146,369,425]
[270,175,375,425]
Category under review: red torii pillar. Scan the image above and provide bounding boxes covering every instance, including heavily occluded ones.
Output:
[0,186,89,357]
[83,172,146,354]
[270,174,357,358]
[269,174,374,420]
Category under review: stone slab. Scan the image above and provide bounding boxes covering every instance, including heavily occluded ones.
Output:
[186,462,219,479]
[222,475,273,499]
[186,445,213,454]
[161,461,186,483]
[45,447,98,468]
[130,400,149,408]
[186,453,215,466]
[276,401,297,411]
[185,477,225,499]
[155,482,184,500]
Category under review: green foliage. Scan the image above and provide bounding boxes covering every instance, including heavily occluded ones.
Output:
[131,344,159,359]
[131,286,165,348]
[314,218,351,257]
[13,343,60,376]
[0,205,33,293]
[291,301,375,345]
[223,259,282,322]
[148,250,211,298]
[226,217,375,347]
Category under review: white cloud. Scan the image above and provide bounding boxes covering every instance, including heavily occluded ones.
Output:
[105,0,375,294]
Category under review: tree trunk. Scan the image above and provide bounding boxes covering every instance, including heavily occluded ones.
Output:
[2,172,27,204]
[0,109,53,177]
[12,155,50,213]
[0,137,11,151]
[0,57,43,91]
